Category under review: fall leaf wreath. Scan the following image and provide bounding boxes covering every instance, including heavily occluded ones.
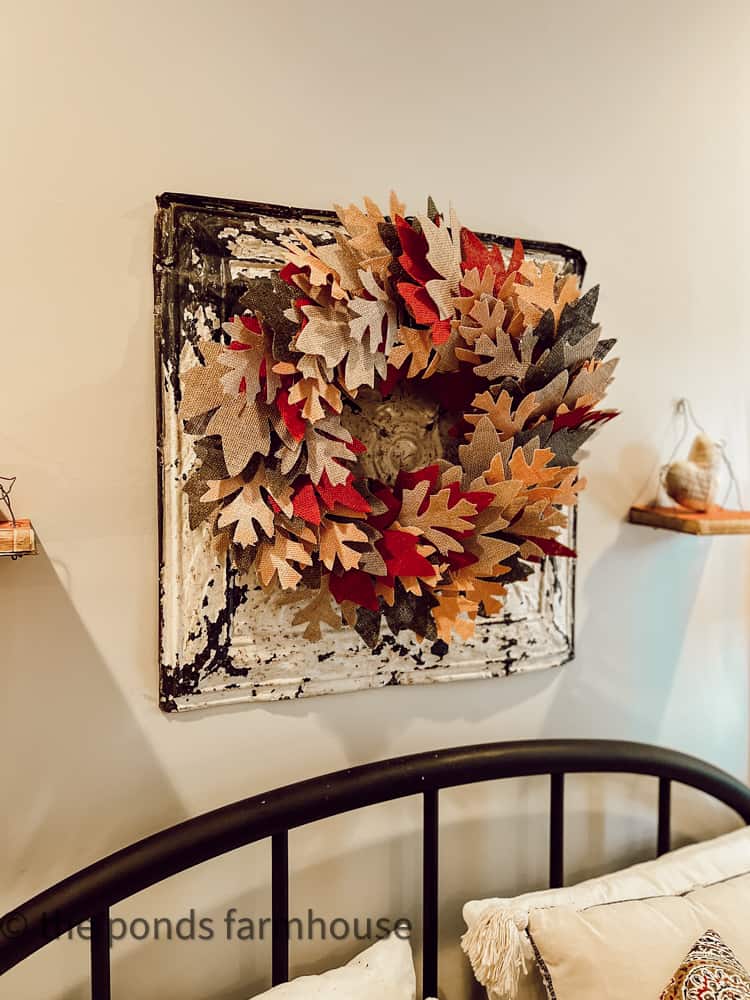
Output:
[180,195,618,648]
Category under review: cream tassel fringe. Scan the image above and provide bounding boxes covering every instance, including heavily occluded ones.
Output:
[460,907,530,1000]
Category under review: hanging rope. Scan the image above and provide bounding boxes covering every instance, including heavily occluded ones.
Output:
[0,476,17,525]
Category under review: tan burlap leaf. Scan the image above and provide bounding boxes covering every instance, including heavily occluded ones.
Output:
[525,370,569,422]
[311,234,362,293]
[463,519,518,578]
[305,417,354,486]
[280,230,347,300]
[515,260,580,328]
[429,322,462,374]
[288,377,343,422]
[285,578,343,641]
[255,531,313,589]
[563,358,619,408]
[459,297,507,345]
[296,304,352,368]
[388,326,434,378]
[350,269,398,355]
[452,266,496,319]
[333,198,392,275]
[206,395,272,476]
[344,337,388,390]
[180,341,226,421]
[215,466,294,548]
[319,519,368,571]
[458,416,513,485]
[217,486,272,548]
[473,327,536,381]
[217,341,265,399]
[398,481,478,554]
[417,208,463,319]
[507,498,568,541]
[465,389,538,439]
[200,474,245,503]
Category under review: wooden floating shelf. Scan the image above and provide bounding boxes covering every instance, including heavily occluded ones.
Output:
[628,505,750,536]
[0,518,37,558]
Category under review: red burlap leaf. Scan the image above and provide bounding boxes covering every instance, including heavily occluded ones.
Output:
[329,569,379,611]
[368,486,401,532]
[460,228,524,293]
[431,318,452,345]
[292,482,321,525]
[279,262,302,285]
[552,407,619,432]
[395,215,441,284]
[395,464,441,494]
[276,388,307,441]
[316,473,371,513]
[526,535,577,558]
[377,529,436,582]
[397,282,440,326]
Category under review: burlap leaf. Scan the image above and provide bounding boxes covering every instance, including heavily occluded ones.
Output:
[278,577,342,642]
[398,481,478,554]
[515,260,580,328]
[319,519,368,572]
[417,207,463,319]
[295,304,352,369]
[305,418,354,486]
[563,358,619,409]
[180,341,226,421]
[465,389,538,439]
[288,377,343,422]
[473,328,536,381]
[216,466,293,548]
[255,530,313,589]
[459,296,507,345]
[388,326,434,378]
[206,395,273,476]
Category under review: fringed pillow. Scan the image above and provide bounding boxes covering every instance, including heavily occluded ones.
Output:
[461,825,750,1000]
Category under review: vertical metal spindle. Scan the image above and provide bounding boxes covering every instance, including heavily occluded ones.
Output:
[422,789,439,999]
[549,773,565,889]
[90,909,111,1000]
[657,778,672,856]
[271,831,289,985]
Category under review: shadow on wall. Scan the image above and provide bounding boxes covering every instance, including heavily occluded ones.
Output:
[0,544,183,902]
[544,519,709,737]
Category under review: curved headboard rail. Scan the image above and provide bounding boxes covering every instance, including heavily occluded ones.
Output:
[3,738,750,996]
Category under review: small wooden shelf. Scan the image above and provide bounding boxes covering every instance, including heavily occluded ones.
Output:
[0,518,37,557]
[629,505,750,536]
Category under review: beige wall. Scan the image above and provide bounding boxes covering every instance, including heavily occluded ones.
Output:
[2,1,750,997]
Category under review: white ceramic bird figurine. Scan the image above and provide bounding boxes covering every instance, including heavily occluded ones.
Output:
[664,433,721,512]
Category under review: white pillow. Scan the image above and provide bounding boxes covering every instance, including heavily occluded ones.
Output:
[461,824,750,1000]
[251,932,416,998]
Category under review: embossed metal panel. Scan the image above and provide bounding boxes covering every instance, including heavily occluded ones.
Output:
[154,193,583,712]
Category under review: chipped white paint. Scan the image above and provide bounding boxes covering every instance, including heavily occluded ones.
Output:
[156,197,579,712]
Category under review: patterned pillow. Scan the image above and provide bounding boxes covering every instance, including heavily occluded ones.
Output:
[661,929,750,999]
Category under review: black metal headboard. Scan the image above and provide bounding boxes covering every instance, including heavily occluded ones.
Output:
[3,738,750,998]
